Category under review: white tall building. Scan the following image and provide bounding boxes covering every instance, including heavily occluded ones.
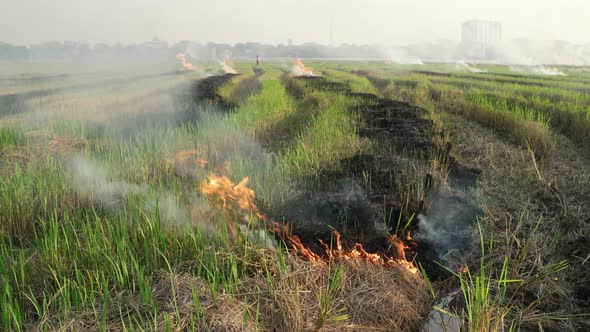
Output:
[462,20,502,45]
[461,20,502,60]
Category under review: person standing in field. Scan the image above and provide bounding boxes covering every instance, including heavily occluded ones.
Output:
[256,55,260,65]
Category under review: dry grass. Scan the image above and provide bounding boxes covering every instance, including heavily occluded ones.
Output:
[0,145,34,175]
[441,113,590,330]
[23,253,431,332]
[23,130,90,156]
[239,253,431,332]
[152,274,254,332]
[32,273,253,332]
[438,92,555,158]
[339,263,431,330]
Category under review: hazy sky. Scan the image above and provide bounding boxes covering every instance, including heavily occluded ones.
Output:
[2,0,589,45]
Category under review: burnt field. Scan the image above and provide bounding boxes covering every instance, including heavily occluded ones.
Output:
[1,61,590,331]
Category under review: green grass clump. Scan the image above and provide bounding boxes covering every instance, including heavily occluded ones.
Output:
[278,91,368,180]
[437,87,555,158]
[0,126,25,148]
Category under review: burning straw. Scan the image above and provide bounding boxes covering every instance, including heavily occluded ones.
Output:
[198,167,418,274]
[218,57,238,74]
[291,59,314,77]
[175,53,194,70]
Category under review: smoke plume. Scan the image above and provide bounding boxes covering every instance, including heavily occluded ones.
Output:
[68,155,191,225]
[217,57,237,74]
[414,194,479,261]
[510,65,568,76]
[456,61,488,73]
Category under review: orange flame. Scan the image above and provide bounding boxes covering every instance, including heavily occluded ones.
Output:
[218,57,238,74]
[198,171,417,274]
[201,174,260,220]
[292,59,313,77]
[176,53,194,70]
[287,230,418,274]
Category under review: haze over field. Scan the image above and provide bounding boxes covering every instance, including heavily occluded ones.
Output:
[1,0,589,45]
[2,2,590,330]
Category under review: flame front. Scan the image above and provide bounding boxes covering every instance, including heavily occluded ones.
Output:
[176,53,194,70]
[289,230,418,274]
[291,59,314,77]
[201,174,263,223]
[218,57,238,74]
[197,163,417,274]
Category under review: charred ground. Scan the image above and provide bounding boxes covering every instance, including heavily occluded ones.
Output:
[273,76,480,279]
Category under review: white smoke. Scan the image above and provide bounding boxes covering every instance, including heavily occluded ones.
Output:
[176,51,214,77]
[380,39,590,66]
[509,65,567,76]
[388,47,424,65]
[217,58,238,74]
[456,61,488,73]
[69,155,191,225]
[492,39,590,66]
[414,194,478,260]
[531,66,567,76]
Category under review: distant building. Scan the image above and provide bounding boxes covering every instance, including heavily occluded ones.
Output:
[462,20,502,45]
[461,20,502,60]
[143,37,169,50]
[137,37,169,58]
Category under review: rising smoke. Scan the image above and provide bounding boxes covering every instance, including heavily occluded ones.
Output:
[68,155,192,225]
[456,61,488,73]
[385,47,424,65]
[414,194,478,261]
[378,39,590,68]
[217,57,238,74]
[510,65,568,76]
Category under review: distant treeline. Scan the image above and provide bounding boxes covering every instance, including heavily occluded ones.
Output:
[0,40,391,61]
[3,39,589,64]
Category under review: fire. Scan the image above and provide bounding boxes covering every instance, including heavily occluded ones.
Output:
[176,53,194,70]
[291,58,314,77]
[201,174,262,222]
[533,66,567,76]
[218,56,238,74]
[198,170,417,274]
[287,230,418,274]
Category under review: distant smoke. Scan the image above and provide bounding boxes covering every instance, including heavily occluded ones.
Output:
[492,39,590,66]
[456,61,488,73]
[510,65,567,76]
[531,66,567,76]
[386,47,424,65]
[380,39,590,66]
[217,57,237,74]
